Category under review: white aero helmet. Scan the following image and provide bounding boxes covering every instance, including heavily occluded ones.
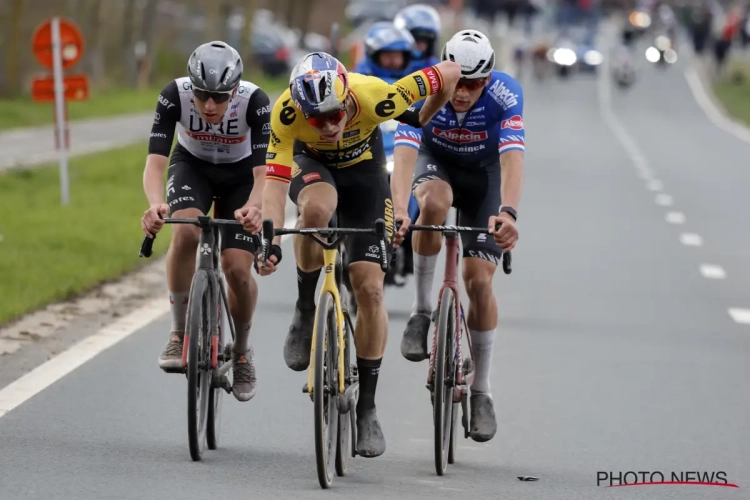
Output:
[441,30,496,79]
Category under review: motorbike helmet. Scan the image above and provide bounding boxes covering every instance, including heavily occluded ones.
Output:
[364,22,416,79]
[394,4,441,60]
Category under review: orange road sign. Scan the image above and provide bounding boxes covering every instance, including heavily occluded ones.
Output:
[31,74,90,103]
[32,18,85,70]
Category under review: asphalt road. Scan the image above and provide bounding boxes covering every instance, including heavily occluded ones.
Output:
[2,49,750,499]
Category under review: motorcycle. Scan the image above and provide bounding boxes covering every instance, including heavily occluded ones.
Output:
[646,31,677,66]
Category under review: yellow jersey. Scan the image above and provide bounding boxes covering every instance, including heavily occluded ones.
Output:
[265,65,445,183]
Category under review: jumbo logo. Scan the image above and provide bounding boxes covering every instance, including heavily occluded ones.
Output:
[432,128,488,143]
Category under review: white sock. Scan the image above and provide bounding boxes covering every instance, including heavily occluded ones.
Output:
[412,253,439,315]
[469,328,496,394]
[169,291,189,334]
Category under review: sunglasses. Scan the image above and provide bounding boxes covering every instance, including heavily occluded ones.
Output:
[192,87,233,104]
[456,77,487,91]
[305,108,346,128]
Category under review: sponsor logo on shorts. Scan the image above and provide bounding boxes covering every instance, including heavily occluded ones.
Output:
[169,196,195,206]
[366,244,380,259]
[302,172,321,183]
[432,128,488,143]
[467,249,500,265]
[413,75,427,97]
[501,115,523,130]
[291,161,301,178]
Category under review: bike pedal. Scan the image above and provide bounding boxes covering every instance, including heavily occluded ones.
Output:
[302,383,310,393]
[220,375,232,394]
[162,366,186,374]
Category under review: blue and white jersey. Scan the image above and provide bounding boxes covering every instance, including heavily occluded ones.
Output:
[395,70,525,167]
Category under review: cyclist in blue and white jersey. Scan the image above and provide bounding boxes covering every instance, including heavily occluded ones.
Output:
[394,4,442,72]
[391,30,525,443]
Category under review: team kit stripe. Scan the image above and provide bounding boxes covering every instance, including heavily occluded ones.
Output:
[266,163,292,182]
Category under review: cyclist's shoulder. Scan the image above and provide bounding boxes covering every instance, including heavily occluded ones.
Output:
[234,80,266,101]
[171,76,194,95]
[484,70,523,113]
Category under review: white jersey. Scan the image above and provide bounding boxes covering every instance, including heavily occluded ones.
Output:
[148,76,272,166]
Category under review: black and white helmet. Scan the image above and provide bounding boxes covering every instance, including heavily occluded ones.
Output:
[187,41,243,92]
[441,30,495,79]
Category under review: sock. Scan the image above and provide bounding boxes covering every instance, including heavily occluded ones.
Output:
[169,291,189,334]
[469,329,496,394]
[412,253,438,315]
[356,357,382,414]
[232,321,251,354]
[297,267,321,309]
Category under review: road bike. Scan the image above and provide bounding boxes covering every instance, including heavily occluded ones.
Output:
[139,212,259,461]
[408,220,512,476]
[259,216,389,489]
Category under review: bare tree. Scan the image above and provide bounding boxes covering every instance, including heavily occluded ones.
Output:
[4,0,24,97]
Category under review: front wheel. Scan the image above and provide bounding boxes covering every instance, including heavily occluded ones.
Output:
[314,292,340,488]
[186,270,213,462]
[434,287,456,476]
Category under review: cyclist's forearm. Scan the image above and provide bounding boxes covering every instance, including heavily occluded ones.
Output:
[246,166,266,209]
[262,180,288,245]
[418,62,461,125]
[499,151,524,210]
[391,146,418,215]
[143,154,169,206]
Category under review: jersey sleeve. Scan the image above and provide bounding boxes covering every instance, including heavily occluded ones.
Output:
[364,65,445,125]
[245,88,271,168]
[265,92,299,183]
[496,76,525,155]
[394,100,424,150]
[148,81,181,157]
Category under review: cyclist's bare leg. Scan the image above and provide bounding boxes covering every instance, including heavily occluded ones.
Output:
[401,180,452,361]
[462,256,499,442]
[159,207,202,370]
[348,261,388,457]
[284,182,338,371]
[222,248,259,401]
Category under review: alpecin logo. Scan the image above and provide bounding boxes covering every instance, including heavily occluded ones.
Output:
[597,471,739,488]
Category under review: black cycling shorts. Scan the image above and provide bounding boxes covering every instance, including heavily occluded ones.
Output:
[166,147,258,253]
[412,147,503,265]
[288,153,395,266]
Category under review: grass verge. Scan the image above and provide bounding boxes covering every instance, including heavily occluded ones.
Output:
[0,74,287,131]
[0,142,171,325]
[713,57,750,125]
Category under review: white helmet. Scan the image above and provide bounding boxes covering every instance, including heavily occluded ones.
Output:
[441,30,496,79]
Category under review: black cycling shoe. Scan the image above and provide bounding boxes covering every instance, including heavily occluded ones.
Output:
[469,393,497,442]
[283,302,315,371]
[400,313,431,361]
[356,408,386,457]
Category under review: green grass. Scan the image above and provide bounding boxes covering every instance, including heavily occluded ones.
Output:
[0,142,172,325]
[0,74,287,131]
[713,58,750,126]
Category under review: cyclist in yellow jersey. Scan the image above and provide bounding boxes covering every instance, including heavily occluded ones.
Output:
[239,51,460,457]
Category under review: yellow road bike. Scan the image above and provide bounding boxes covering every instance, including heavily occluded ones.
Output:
[260,216,389,489]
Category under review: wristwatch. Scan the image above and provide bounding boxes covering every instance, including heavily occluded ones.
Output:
[499,206,517,221]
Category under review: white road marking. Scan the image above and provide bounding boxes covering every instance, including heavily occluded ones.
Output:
[700,264,726,279]
[680,233,703,247]
[728,308,750,324]
[0,214,297,419]
[637,168,654,180]
[684,65,750,145]
[665,211,686,224]
[655,194,673,206]
[647,179,664,191]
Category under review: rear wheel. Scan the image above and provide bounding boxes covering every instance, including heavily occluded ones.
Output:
[207,279,228,450]
[434,287,456,476]
[335,310,354,476]
[186,271,213,462]
[314,292,339,488]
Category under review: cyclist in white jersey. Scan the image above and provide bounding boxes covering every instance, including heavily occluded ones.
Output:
[140,41,271,402]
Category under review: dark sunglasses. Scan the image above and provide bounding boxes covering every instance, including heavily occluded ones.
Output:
[305,108,346,128]
[456,77,487,91]
[192,87,233,104]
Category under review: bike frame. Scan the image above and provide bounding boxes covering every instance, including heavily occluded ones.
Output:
[427,231,471,397]
[309,244,347,396]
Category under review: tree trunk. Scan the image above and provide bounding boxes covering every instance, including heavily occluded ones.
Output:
[121,0,137,85]
[242,0,257,72]
[137,0,159,91]
[4,0,24,97]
